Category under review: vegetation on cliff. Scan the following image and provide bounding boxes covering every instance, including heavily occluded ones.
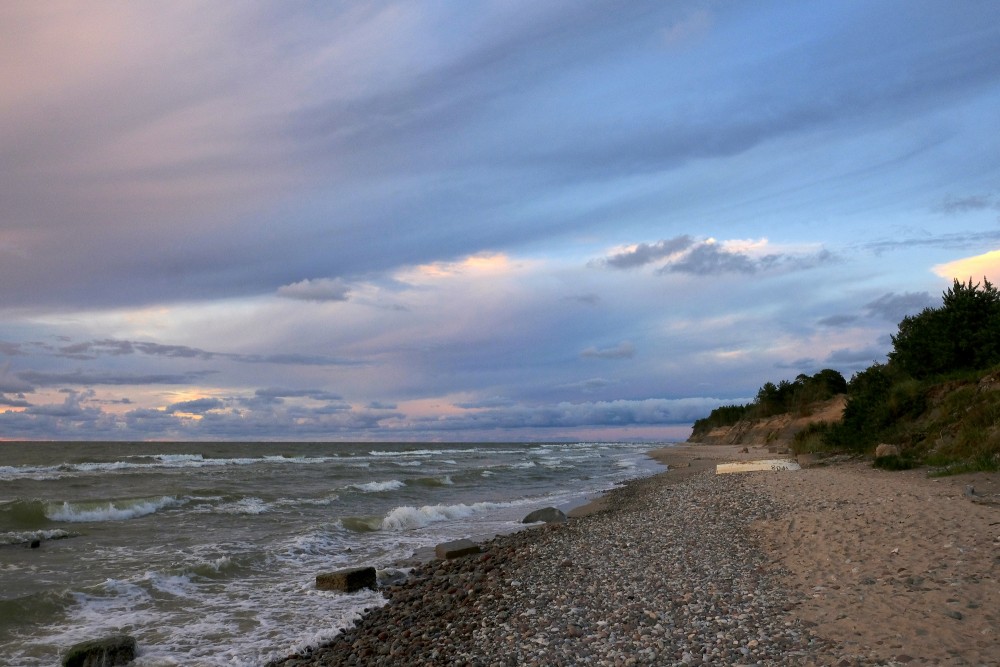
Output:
[689,369,846,441]
[693,278,1000,473]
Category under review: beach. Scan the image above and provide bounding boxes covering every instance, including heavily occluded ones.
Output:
[269,445,999,666]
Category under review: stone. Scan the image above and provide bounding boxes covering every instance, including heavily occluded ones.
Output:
[30,539,41,549]
[316,566,377,593]
[62,634,137,667]
[376,568,408,587]
[434,538,481,560]
[521,507,567,524]
[874,443,900,458]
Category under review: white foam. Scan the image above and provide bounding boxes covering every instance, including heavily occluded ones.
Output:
[0,528,73,545]
[46,496,182,523]
[351,480,406,493]
[214,497,273,515]
[380,500,512,531]
[145,571,199,598]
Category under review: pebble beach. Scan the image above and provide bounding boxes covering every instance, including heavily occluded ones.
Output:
[268,445,1000,667]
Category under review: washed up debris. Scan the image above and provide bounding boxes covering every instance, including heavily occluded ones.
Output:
[716,459,801,475]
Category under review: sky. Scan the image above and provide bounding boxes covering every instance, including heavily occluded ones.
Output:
[2,1,1000,442]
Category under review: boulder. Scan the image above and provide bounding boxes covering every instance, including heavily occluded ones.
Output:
[875,443,900,458]
[434,538,481,560]
[521,507,567,524]
[375,567,409,587]
[316,566,377,593]
[62,634,136,667]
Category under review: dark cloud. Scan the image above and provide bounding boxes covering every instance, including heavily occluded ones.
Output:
[167,398,225,414]
[0,364,34,393]
[564,293,601,305]
[0,341,25,355]
[603,236,693,269]
[277,278,351,302]
[662,244,833,276]
[25,391,100,420]
[406,397,730,431]
[933,194,999,214]
[454,396,516,409]
[367,401,397,410]
[864,292,937,323]
[817,314,859,328]
[33,337,362,368]
[774,357,819,371]
[17,370,216,387]
[581,342,635,360]
[864,229,1000,254]
[0,393,31,407]
[825,347,887,366]
[254,388,343,401]
[558,378,616,393]
[234,353,361,366]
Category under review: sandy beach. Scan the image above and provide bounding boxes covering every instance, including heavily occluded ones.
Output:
[268,445,999,666]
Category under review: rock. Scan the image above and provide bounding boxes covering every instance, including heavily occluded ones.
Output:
[435,538,481,559]
[739,447,749,453]
[964,485,976,497]
[30,539,41,549]
[376,568,409,587]
[316,566,377,593]
[874,443,900,458]
[62,634,137,667]
[521,507,567,524]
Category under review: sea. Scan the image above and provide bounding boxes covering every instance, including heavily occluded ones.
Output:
[0,440,666,666]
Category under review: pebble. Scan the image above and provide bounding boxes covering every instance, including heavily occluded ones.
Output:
[266,471,878,666]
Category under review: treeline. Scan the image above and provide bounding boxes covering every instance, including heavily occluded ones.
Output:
[690,368,847,439]
[812,278,1000,468]
[694,278,1000,470]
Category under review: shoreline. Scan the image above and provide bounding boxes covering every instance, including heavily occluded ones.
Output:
[268,444,999,666]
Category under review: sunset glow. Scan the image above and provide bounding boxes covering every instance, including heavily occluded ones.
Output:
[1,2,998,440]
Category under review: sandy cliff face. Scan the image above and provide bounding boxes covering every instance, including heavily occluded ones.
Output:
[689,395,846,450]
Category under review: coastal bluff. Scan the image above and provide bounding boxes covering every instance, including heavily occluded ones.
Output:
[687,395,845,450]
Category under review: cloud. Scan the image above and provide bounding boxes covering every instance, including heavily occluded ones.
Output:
[17,370,216,387]
[407,397,734,431]
[581,342,635,360]
[255,388,343,401]
[865,230,1000,254]
[56,339,212,360]
[817,314,859,328]
[933,249,1000,284]
[0,342,25,355]
[0,361,34,393]
[933,194,999,214]
[0,393,31,407]
[277,278,352,302]
[597,237,833,276]
[663,242,833,276]
[825,347,887,366]
[603,236,694,269]
[166,397,225,414]
[558,378,616,393]
[864,292,936,322]
[25,391,100,419]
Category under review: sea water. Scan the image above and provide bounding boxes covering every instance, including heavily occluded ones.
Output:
[0,441,664,666]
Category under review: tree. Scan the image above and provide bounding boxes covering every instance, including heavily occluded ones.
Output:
[889,278,1000,378]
